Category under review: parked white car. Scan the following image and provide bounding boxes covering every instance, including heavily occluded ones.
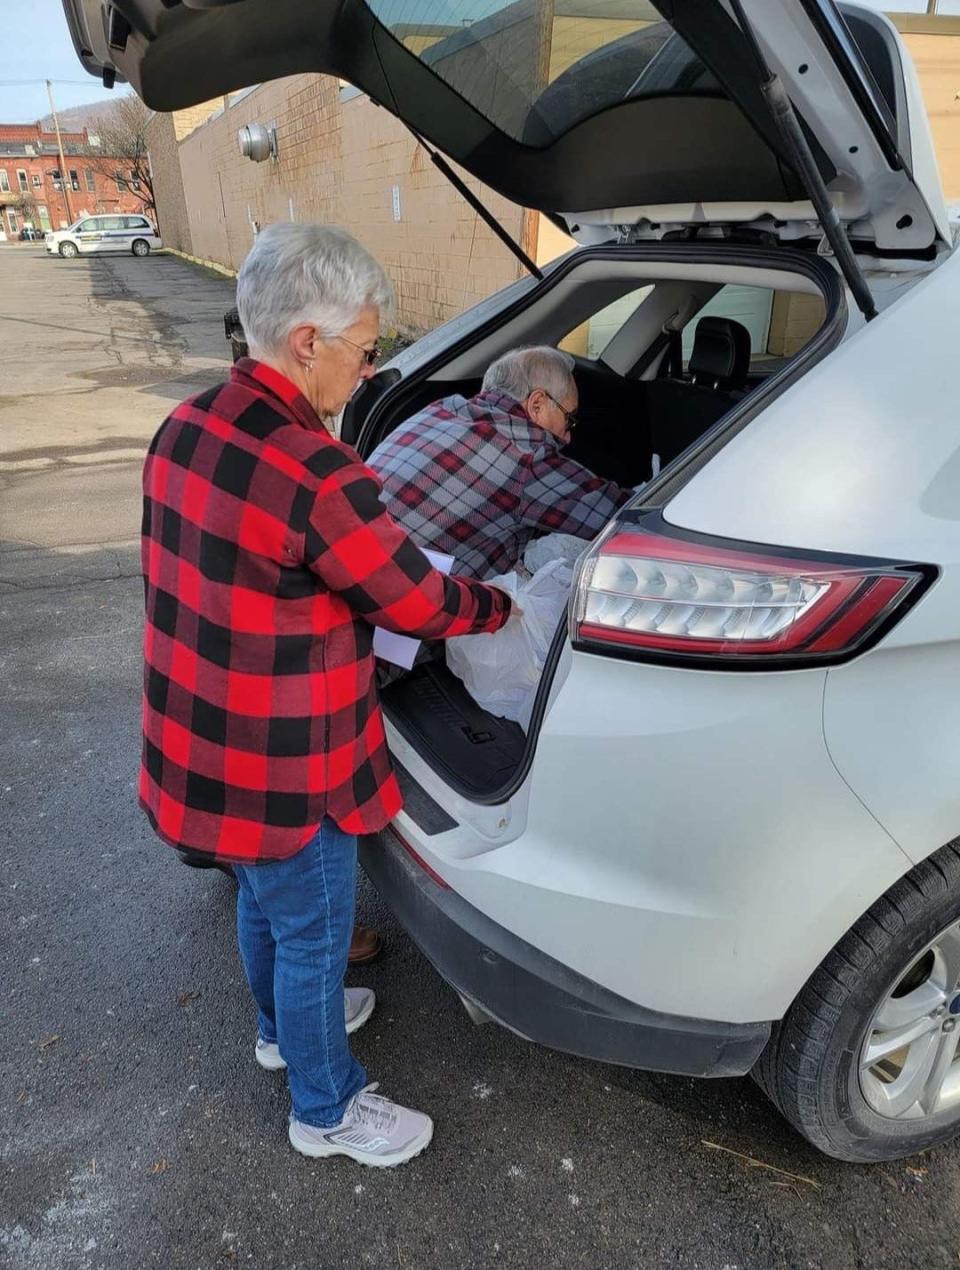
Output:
[45,214,161,258]
[65,0,960,1161]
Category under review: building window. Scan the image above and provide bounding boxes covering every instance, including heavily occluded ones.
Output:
[0,170,9,193]
[51,168,61,190]
[17,169,28,192]
[115,171,128,193]
[32,173,42,188]
[69,169,80,191]
[131,174,141,191]
[84,168,96,192]
[38,205,51,231]
[7,210,19,234]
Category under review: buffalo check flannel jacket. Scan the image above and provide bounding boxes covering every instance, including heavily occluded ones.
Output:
[367,390,632,579]
[139,358,511,864]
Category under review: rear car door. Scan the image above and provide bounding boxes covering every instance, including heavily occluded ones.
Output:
[97,215,126,251]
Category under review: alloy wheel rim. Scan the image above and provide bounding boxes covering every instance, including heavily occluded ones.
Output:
[860,919,960,1121]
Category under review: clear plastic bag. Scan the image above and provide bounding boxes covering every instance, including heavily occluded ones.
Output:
[446,555,574,731]
[522,532,586,575]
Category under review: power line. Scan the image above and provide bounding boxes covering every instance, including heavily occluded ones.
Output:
[0,79,102,87]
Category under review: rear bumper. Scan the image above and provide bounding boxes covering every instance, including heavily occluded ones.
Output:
[360,829,771,1078]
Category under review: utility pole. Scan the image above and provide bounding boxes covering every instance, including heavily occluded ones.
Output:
[46,79,74,226]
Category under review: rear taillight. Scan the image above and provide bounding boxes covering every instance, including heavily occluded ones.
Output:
[571,515,935,668]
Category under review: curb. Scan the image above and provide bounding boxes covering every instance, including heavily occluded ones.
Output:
[161,247,237,279]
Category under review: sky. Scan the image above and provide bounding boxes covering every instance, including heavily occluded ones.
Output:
[1,0,958,124]
[0,0,131,124]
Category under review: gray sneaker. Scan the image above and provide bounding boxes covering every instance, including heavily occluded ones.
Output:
[288,1083,434,1167]
[255,988,376,1071]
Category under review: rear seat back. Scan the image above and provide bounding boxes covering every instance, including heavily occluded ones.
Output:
[645,316,752,469]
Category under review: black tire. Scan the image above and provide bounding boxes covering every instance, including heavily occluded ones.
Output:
[131,239,150,257]
[754,840,960,1162]
[59,241,78,258]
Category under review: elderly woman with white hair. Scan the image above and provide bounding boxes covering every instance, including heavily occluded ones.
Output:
[369,344,634,580]
[138,223,512,1167]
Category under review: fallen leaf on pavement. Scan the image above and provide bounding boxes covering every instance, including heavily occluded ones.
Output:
[906,1166,928,1179]
[149,1159,169,1175]
[37,1035,61,1050]
[177,990,201,1007]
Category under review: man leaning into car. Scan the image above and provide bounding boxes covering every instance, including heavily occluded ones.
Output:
[368,346,634,580]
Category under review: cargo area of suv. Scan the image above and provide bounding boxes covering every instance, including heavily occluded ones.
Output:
[353,243,842,803]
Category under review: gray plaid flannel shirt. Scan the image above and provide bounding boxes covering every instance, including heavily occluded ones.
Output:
[367,390,632,579]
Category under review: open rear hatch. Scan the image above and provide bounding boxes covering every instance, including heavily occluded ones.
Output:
[63,0,948,253]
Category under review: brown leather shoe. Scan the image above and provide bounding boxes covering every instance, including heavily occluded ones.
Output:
[348,924,383,965]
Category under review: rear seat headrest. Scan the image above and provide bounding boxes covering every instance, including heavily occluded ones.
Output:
[688,317,751,390]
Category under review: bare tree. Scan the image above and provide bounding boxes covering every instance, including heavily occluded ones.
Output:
[9,190,40,229]
[88,94,156,218]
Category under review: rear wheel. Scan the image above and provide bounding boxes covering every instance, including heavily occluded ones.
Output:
[58,241,78,258]
[754,841,960,1162]
[131,238,150,257]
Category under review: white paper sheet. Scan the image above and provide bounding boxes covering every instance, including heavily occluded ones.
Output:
[372,548,455,669]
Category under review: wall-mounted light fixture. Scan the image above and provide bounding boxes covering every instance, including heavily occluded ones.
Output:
[238,124,278,163]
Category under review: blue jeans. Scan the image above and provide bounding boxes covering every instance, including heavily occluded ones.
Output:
[233,819,367,1127]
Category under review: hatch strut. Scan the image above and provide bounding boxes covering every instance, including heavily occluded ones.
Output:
[728,0,877,322]
[407,128,544,281]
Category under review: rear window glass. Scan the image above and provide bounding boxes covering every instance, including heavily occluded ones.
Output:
[683,284,826,369]
[366,0,717,146]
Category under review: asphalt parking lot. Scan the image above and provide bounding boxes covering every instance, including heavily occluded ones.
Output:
[2,242,960,1270]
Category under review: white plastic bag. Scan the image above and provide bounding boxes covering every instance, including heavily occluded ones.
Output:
[446,556,574,731]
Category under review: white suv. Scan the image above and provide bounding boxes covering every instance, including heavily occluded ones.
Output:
[46,214,161,258]
[65,0,960,1161]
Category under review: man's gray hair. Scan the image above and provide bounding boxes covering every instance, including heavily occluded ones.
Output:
[481,346,576,404]
[236,222,394,359]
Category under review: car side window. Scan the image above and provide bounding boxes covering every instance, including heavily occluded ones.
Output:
[101,216,123,231]
[78,219,97,232]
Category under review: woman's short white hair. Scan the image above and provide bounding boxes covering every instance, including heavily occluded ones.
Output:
[236,222,394,359]
[481,346,576,404]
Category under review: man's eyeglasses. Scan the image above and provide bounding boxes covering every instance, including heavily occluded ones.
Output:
[540,389,578,433]
[336,334,380,367]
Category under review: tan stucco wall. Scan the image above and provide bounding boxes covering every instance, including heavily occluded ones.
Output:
[172,74,525,335]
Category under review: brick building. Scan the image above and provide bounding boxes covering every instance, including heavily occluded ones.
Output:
[146,83,526,335]
[0,121,152,238]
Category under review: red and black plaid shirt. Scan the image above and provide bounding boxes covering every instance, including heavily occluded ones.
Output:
[139,358,511,864]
